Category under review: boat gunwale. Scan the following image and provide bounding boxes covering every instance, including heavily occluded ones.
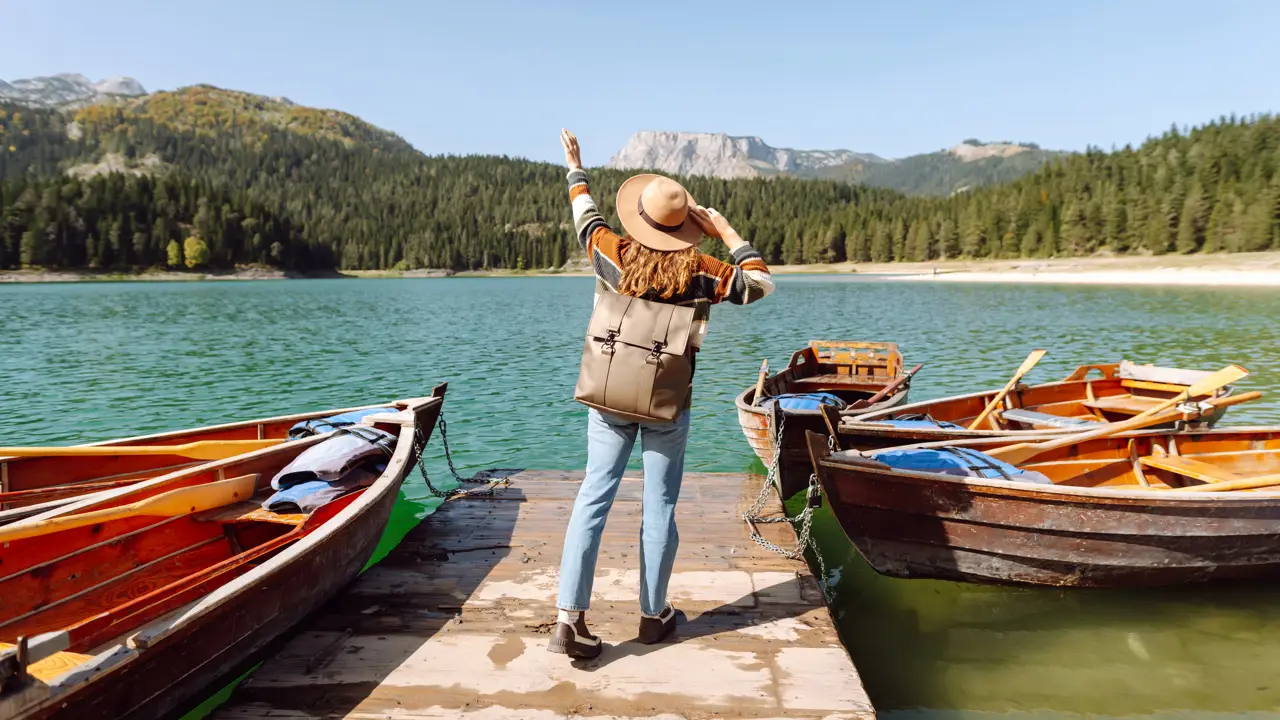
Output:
[0,399,402,463]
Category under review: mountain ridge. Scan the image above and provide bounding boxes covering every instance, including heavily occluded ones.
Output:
[606,130,1063,195]
[0,73,146,109]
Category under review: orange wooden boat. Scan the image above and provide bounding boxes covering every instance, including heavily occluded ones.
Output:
[0,386,445,720]
[0,399,427,526]
[806,420,1280,588]
[736,341,913,498]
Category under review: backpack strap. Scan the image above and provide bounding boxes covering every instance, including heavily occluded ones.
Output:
[606,293,633,335]
[650,302,677,351]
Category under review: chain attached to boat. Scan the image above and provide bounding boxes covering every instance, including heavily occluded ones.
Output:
[742,412,834,602]
[411,412,511,499]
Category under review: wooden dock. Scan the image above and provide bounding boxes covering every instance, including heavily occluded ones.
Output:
[214,470,874,719]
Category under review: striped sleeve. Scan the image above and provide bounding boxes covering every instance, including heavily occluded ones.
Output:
[713,242,775,305]
[567,169,625,288]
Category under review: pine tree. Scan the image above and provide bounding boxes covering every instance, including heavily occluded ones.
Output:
[936,219,958,259]
[870,222,892,263]
[1175,183,1207,253]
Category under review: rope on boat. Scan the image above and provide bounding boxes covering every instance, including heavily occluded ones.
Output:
[412,412,511,499]
[742,411,833,602]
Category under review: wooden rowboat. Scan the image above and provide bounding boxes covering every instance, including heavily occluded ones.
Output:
[806,422,1280,588]
[0,385,445,720]
[0,399,425,526]
[736,341,913,499]
[839,361,1237,451]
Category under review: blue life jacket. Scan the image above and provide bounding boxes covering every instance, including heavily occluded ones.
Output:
[767,393,847,413]
[871,446,1053,484]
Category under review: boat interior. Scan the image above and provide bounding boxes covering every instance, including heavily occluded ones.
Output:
[855,362,1227,430]
[839,428,1280,493]
[751,340,908,407]
[0,402,397,521]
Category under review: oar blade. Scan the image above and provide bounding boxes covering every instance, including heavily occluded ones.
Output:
[1186,364,1248,398]
[1017,349,1049,375]
[181,440,280,460]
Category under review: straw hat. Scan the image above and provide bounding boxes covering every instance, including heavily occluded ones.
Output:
[616,174,704,251]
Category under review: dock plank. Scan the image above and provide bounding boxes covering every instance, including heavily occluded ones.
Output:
[215,470,874,719]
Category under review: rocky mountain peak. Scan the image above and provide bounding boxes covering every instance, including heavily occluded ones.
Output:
[947,139,1039,162]
[605,130,885,180]
[0,73,147,109]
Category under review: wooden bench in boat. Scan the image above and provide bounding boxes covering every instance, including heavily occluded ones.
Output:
[0,642,94,683]
[1083,394,1165,416]
[999,408,1101,429]
[193,501,307,526]
[1139,455,1245,485]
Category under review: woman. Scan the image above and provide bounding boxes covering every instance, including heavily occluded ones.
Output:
[550,129,775,658]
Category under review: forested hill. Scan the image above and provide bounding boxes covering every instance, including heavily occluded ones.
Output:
[1,85,1278,272]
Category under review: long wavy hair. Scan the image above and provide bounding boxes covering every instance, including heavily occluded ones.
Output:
[617,239,701,299]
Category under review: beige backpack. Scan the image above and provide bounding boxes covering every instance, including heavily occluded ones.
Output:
[574,291,697,424]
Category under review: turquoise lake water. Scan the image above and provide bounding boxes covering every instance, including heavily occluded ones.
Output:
[4,275,1280,718]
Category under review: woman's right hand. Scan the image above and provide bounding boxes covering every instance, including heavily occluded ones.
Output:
[561,129,583,170]
[691,206,739,244]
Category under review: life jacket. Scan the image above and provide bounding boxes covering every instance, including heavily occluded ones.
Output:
[288,407,399,439]
[271,425,397,490]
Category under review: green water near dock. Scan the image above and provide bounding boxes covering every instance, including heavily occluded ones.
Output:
[4,275,1280,718]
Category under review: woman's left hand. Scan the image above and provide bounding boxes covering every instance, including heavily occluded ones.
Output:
[561,129,583,170]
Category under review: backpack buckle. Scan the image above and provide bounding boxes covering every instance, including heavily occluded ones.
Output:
[646,341,665,364]
[601,331,618,355]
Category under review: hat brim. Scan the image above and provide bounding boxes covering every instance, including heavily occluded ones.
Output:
[616,174,705,251]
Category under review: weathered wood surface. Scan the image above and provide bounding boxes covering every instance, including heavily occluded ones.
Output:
[215,470,874,719]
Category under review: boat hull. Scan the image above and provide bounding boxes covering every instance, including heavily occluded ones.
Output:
[812,427,1280,588]
[4,389,445,720]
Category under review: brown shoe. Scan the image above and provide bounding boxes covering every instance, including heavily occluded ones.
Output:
[637,603,679,644]
[547,613,602,659]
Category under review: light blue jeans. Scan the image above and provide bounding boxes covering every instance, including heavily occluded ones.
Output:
[557,408,690,616]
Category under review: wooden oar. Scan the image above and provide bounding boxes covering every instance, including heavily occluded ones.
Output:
[1169,472,1280,493]
[986,366,1251,465]
[754,359,769,405]
[0,439,281,461]
[967,349,1047,430]
[0,474,259,543]
[848,363,924,411]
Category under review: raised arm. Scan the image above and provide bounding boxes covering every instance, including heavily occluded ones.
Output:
[562,129,616,253]
[689,206,775,305]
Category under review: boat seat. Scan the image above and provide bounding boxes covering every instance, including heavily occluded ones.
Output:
[1082,394,1164,416]
[0,641,94,683]
[1139,455,1245,485]
[999,409,1101,429]
[194,501,307,526]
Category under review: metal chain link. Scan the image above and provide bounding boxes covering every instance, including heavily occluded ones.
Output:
[742,412,833,602]
[412,411,510,499]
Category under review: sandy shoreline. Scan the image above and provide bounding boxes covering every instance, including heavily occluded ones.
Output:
[5,252,1280,287]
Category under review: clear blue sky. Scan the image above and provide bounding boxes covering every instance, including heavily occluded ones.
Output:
[2,0,1277,165]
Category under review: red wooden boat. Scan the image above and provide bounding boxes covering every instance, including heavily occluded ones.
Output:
[806,422,1280,589]
[0,386,445,720]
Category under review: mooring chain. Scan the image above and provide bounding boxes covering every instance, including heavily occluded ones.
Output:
[412,412,509,499]
[741,412,834,602]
